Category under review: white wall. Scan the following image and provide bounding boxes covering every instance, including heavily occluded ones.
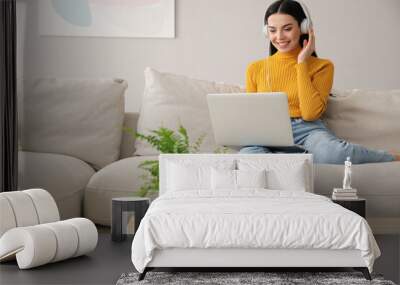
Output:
[18,0,400,112]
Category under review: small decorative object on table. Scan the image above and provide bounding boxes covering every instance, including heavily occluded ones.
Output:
[332,157,358,200]
[331,157,366,217]
[111,197,150,242]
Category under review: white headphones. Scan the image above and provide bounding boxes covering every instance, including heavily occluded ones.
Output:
[262,0,313,37]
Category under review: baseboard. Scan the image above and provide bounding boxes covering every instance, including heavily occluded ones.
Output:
[367,218,400,234]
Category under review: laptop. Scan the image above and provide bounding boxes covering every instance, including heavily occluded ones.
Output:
[207,92,297,148]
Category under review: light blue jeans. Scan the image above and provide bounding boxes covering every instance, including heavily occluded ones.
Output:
[239,118,395,164]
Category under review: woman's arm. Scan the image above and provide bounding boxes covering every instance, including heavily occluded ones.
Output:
[246,63,258,93]
[296,60,334,121]
[296,28,334,121]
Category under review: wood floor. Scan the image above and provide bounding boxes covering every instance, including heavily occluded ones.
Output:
[0,228,398,285]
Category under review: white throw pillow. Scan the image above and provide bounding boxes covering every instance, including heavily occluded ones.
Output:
[238,158,309,192]
[19,78,127,170]
[134,68,244,155]
[211,168,267,190]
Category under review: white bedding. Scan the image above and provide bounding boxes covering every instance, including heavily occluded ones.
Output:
[131,190,380,273]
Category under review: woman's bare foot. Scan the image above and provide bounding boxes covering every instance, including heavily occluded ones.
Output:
[389,151,400,161]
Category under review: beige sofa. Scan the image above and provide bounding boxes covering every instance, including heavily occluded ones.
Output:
[18,78,400,233]
[84,111,400,233]
[18,112,139,221]
[18,78,129,220]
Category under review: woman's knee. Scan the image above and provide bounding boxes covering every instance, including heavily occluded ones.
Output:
[304,132,350,164]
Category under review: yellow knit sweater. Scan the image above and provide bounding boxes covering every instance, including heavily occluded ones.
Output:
[246,46,334,121]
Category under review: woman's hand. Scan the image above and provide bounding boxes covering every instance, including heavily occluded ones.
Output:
[298,28,315,63]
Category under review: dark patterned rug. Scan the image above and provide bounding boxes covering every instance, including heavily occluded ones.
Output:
[116,271,396,285]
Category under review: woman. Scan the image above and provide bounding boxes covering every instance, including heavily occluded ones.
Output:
[240,0,398,164]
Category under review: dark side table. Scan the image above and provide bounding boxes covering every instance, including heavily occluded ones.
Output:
[332,198,366,218]
[111,197,150,242]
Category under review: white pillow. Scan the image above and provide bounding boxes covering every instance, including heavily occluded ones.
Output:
[211,168,236,190]
[237,169,267,189]
[211,169,267,190]
[134,68,244,155]
[167,163,211,191]
[268,163,307,191]
[166,159,235,192]
[238,159,309,192]
[19,78,127,170]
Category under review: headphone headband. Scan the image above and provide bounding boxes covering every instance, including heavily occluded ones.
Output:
[296,0,313,30]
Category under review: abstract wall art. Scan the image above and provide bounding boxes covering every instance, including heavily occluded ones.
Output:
[39,0,175,38]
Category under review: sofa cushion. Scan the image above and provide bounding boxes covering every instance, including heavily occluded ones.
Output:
[119,112,140,159]
[19,78,127,170]
[134,68,243,155]
[18,151,95,219]
[324,89,400,152]
[85,155,158,226]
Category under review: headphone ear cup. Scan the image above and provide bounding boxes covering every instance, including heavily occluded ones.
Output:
[300,19,309,34]
[262,25,269,38]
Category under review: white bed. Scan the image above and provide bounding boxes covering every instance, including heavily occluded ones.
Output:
[131,154,380,280]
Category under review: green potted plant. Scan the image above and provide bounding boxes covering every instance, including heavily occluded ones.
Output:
[125,125,206,197]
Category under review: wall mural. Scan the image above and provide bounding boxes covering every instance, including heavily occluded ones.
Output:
[39,0,175,38]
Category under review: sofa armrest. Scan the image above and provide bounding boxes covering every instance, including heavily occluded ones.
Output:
[119,112,140,159]
[18,151,95,219]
